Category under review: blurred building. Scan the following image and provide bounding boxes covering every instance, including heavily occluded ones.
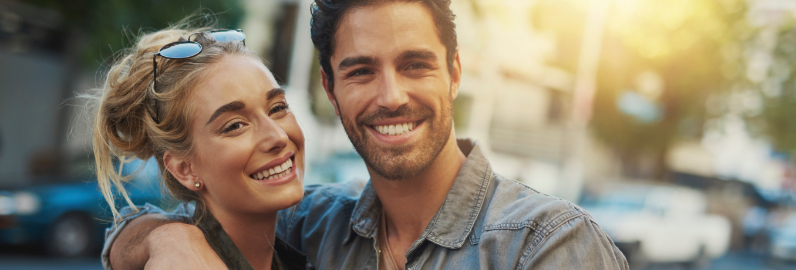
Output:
[450,0,581,200]
[0,1,70,187]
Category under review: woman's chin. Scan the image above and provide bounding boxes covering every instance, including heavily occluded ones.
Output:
[253,181,304,212]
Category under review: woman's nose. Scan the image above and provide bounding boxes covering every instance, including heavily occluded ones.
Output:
[256,117,289,153]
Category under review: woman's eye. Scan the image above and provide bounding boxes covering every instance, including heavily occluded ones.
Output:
[221,121,245,134]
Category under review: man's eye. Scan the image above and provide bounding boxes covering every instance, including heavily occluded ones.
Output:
[407,62,430,70]
[347,69,373,77]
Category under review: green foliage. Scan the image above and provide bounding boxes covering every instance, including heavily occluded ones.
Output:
[592,0,748,155]
[753,22,796,157]
[24,0,243,67]
[534,0,750,177]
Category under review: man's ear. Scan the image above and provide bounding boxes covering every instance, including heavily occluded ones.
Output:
[450,51,462,100]
[320,68,340,116]
[163,150,200,191]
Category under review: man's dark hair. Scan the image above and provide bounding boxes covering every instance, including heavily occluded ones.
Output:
[310,0,457,92]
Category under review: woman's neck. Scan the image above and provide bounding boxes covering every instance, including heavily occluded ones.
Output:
[211,207,278,270]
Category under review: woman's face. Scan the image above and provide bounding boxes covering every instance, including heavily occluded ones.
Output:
[186,55,304,215]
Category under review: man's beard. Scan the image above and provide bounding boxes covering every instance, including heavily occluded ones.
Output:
[339,100,453,181]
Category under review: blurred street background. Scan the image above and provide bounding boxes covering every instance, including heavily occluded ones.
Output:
[1,0,796,269]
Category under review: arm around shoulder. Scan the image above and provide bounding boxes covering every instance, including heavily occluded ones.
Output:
[519,214,629,270]
[102,203,225,270]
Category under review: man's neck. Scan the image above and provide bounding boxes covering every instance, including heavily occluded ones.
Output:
[209,206,278,270]
[369,131,467,263]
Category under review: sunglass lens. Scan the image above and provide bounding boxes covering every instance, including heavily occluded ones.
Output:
[211,30,246,43]
[159,42,202,58]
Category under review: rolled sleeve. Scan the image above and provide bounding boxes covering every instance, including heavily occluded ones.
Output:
[520,214,629,270]
[101,202,195,270]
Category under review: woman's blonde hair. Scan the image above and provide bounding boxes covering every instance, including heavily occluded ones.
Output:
[91,19,260,220]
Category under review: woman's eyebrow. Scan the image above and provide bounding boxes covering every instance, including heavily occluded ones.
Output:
[206,101,245,125]
[267,87,286,100]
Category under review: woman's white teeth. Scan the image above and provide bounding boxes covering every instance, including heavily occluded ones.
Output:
[375,122,414,136]
[251,158,293,180]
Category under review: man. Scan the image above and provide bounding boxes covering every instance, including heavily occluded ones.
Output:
[104,0,629,269]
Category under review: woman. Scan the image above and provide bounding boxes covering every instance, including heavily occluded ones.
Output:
[92,22,305,270]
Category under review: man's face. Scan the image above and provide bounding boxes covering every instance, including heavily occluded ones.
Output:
[323,2,461,180]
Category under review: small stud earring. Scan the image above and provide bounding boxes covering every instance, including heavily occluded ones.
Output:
[194,181,201,189]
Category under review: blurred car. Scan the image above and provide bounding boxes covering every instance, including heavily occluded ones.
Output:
[0,158,172,257]
[769,212,796,263]
[305,151,370,184]
[581,183,731,269]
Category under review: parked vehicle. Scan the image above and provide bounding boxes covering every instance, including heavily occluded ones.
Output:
[769,212,796,263]
[0,158,172,257]
[581,183,732,269]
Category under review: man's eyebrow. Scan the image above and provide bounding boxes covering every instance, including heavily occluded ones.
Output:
[338,56,378,70]
[267,87,286,100]
[206,101,245,125]
[397,49,438,62]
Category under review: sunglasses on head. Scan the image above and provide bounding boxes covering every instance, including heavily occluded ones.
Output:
[150,29,246,123]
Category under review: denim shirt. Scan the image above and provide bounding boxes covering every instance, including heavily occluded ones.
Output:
[103,139,628,270]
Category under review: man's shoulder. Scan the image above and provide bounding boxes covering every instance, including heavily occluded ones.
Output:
[482,174,588,233]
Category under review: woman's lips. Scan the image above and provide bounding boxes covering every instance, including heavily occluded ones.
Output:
[249,152,294,180]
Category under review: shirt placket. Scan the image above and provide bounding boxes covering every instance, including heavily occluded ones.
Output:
[373,234,382,269]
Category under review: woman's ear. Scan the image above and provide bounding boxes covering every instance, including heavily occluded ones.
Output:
[163,150,201,191]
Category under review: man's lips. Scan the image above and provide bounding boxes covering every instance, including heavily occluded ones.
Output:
[370,120,421,136]
[366,119,425,141]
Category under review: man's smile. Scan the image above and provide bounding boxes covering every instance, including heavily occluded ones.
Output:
[372,121,416,136]
[366,119,425,144]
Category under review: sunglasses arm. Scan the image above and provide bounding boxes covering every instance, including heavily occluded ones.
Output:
[151,53,160,123]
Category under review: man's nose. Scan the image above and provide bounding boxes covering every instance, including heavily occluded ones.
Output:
[374,69,409,111]
[256,117,289,154]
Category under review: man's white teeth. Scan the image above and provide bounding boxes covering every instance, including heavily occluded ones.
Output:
[251,158,293,180]
[375,122,414,136]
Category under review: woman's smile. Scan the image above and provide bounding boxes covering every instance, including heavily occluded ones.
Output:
[248,152,297,186]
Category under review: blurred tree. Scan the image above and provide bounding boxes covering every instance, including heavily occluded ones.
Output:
[23,0,243,67]
[750,21,796,158]
[534,0,750,179]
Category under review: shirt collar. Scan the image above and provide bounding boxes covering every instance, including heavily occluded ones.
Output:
[346,139,493,249]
